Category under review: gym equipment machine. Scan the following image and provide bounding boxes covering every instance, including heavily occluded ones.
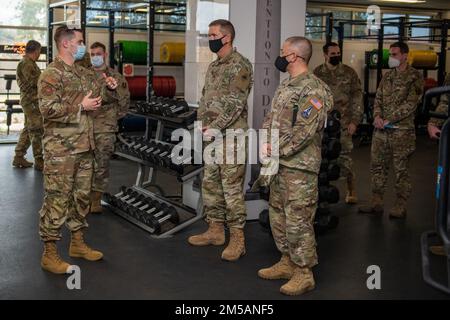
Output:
[420,85,450,295]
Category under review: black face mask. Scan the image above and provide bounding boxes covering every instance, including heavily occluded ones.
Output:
[274,55,290,72]
[209,36,226,53]
[329,55,341,66]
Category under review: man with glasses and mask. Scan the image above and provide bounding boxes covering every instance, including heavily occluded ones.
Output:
[314,42,363,204]
[359,42,423,219]
[87,42,130,214]
[38,25,119,274]
[255,37,332,295]
[188,19,253,262]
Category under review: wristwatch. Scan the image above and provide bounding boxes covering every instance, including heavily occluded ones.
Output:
[79,103,85,112]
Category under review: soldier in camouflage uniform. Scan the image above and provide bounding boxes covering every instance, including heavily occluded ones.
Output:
[359,42,423,219]
[427,74,450,256]
[88,42,130,213]
[13,40,44,170]
[38,26,119,274]
[188,20,253,262]
[314,42,363,204]
[256,37,333,296]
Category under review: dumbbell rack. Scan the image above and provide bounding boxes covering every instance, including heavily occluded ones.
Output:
[107,109,204,238]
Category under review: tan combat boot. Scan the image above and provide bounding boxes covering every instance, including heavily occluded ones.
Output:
[258,255,296,280]
[12,156,33,168]
[358,193,384,215]
[34,157,44,171]
[345,177,358,204]
[188,221,225,246]
[41,241,70,274]
[90,191,103,214]
[280,266,315,296]
[389,197,407,219]
[69,230,103,261]
[429,245,446,256]
[221,228,246,261]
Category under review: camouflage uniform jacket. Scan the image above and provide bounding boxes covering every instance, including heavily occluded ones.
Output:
[198,50,253,131]
[90,65,130,133]
[17,55,41,109]
[313,63,363,127]
[262,72,333,174]
[373,65,423,130]
[38,56,117,157]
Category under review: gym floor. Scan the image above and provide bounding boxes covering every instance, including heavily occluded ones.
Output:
[0,135,449,300]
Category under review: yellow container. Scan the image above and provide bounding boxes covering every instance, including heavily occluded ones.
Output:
[408,50,437,68]
[160,42,185,63]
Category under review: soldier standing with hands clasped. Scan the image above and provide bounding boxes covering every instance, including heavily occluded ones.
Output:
[188,19,253,262]
[255,37,333,296]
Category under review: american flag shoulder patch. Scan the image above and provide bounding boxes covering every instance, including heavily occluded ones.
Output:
[310,97,323,110]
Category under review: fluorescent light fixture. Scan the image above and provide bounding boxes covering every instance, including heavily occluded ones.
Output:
[379,0,426,3]
[94,15,108,19]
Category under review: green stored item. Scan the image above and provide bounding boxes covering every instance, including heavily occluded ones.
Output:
[116,40,148,65]
[369,49,389,67]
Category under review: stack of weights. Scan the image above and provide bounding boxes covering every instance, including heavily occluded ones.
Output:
[133,97,197,126]
[134,97,189,117]
[315,110,342,234]
[115,135,199,175]
[103,186,180,235]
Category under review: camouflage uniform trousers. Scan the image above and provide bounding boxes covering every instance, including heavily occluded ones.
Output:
[336,128,354,181]
[15,105,43,159]
[39,151,94,241]
[202,162,247,228]
[92,132,116,193]
[370,129,416,200]
[269,166,318,268]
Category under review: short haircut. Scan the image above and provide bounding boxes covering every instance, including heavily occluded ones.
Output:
[54,25,82,49]
[390,41,409,54]
[90,41,106,52]
[25,40,41,54]
[322,42,339,54]
[285,36,313,63]
[209,19,235,42]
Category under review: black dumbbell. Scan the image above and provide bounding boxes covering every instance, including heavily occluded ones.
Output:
[324,138,341,160]
[146,144,170,163]
[142,205,179,234]
[161,101,188,117]
[326,110,341,135]
[142,142,162,162]
[319,185,340,204]
[105,186,132,207]
[157,145,175,167]
[120,194,149,214]
[318,171,328,185]
[115,189,140,210]
[327,163,340,181]
[129,198,162,220]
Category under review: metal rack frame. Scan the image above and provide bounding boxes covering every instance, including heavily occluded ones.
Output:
[113,112,204,238]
